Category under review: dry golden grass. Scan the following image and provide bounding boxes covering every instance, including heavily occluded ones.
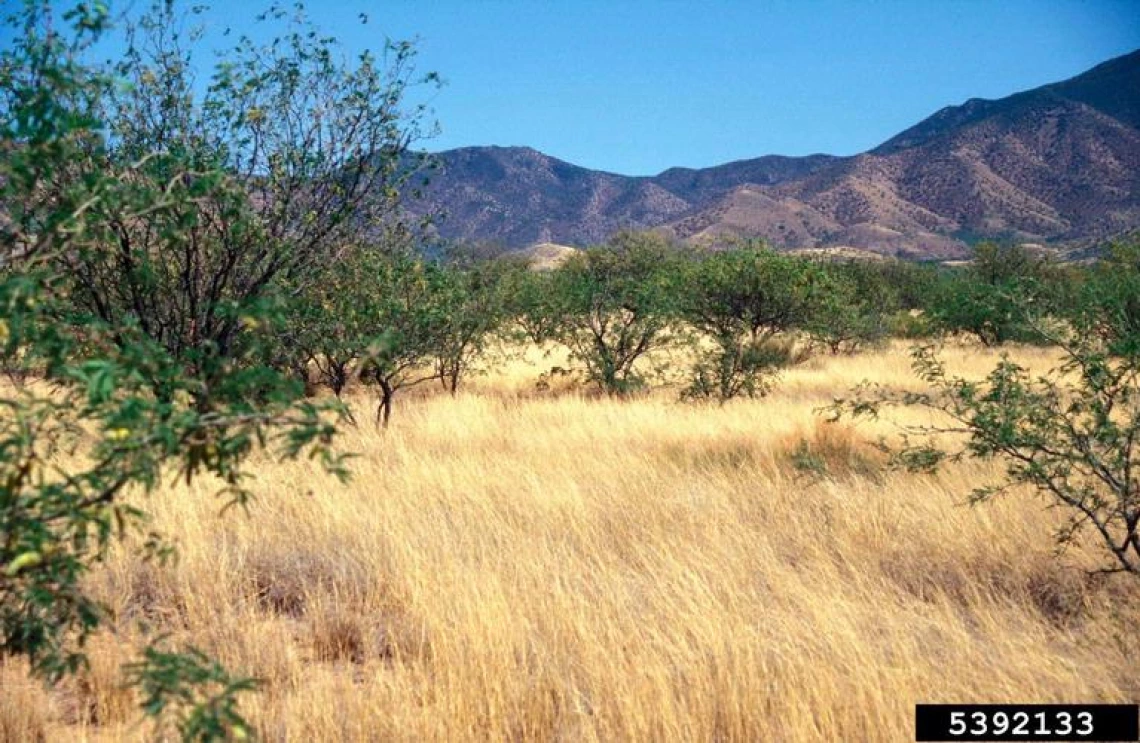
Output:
[4,341,1138,742]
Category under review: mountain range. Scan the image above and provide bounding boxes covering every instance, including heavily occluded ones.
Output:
[409,49,1140,260]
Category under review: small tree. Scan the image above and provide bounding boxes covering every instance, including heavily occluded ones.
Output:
[1069,240,1140,358]
[546,232,681,396]
[805,264,889,355]
[927,242,1051,346]
[871,259,941,313]
[503,266,563,347]
[276,239,403,404]
[431,256,516,395]
[679,243,817,401]
[283,239,479,425]
[359,252,455,426]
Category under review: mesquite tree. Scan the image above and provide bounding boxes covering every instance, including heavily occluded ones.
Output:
[359,252,457,426]
[0,1,433,737]
[926,242,1052,346]
[679,243,818,401]
[828,240,1140,578]
[547,233,682,396]
[61,1,438,401]
[805,264,889,355]
[431,257,517,395]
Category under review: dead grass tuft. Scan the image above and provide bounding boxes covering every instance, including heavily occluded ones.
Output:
[779,419,886,480]
[56,635,136,728]
[309,610,367,665]
[0,659,51,743]
[246,547,370,619]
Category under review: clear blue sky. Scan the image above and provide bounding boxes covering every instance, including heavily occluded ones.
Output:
[51,1,1140,176]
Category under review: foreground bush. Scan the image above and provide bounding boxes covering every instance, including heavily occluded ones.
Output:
[831,240,1140,577]
[1,1,431,736]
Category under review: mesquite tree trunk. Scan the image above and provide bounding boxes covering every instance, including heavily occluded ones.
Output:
[375,378,394,428]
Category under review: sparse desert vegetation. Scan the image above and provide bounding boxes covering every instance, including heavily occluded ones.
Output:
[3,341,1139,742]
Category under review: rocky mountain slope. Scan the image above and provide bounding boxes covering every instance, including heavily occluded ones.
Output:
[410,50,1140,259]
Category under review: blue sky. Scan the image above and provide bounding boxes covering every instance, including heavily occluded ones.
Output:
[45,1,1140,175]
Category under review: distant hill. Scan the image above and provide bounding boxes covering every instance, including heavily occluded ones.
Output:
[409,49,1140,260]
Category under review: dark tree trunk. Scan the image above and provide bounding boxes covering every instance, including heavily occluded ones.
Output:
[376,378,394,428]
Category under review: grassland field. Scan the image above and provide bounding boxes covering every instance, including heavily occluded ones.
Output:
[3,339,1137,742]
